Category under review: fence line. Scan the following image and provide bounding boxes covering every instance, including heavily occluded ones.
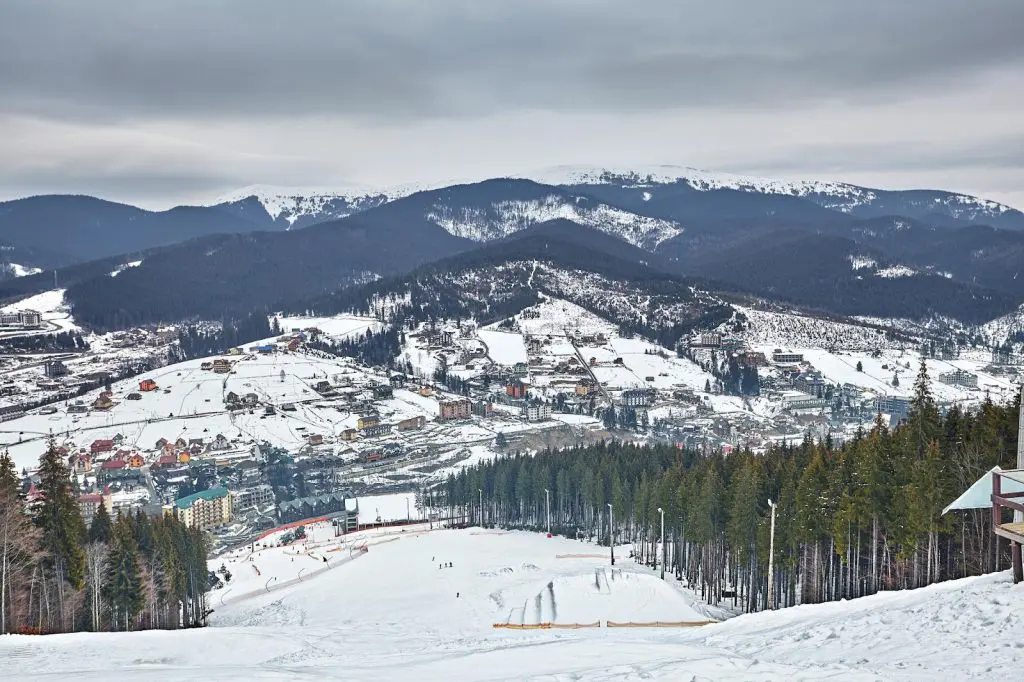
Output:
[492,620,713,629]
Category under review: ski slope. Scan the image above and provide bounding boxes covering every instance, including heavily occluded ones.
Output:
[1,528,1021,680]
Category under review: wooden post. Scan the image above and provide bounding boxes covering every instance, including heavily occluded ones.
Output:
[1013,543,1023,584]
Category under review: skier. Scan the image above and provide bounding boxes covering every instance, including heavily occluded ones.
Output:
[456,592,460,598]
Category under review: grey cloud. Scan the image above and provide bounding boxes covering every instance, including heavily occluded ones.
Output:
[1,0,1022,121]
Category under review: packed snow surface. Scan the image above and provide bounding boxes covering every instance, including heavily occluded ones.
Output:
[1,529,1021,680]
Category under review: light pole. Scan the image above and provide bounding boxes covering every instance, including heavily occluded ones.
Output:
[657,507,665,580]
[478,488,483,527]
[607,503,615,566]
[544,488,551,536]
[767,499,777,610]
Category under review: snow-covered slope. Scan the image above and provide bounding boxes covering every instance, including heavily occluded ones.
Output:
[424,193,682,248]
[1,528,1020,680]
[211,185,397,229]
[1,262,43,278]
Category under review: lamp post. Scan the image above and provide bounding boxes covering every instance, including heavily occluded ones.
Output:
[767,499,777,610]
[478,488,483,527]
[657,507,665,580]
[544,488,551,536]
[607,503,615,566]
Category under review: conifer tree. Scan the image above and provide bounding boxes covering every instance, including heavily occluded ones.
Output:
[0,450,18,499]
[103,516,144,631]
[35,442,87,591]
[88,502,112,544]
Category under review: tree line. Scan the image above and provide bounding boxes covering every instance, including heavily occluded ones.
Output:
[442,360,1020,612]
[0,331,89,355]
[0,444,210,635]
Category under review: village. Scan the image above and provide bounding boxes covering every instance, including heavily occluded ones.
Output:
[1,294,1022,553]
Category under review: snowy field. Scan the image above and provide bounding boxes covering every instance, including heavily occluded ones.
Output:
[1,528,1021,680]
[272,314,381,342]
[0,288,80,335]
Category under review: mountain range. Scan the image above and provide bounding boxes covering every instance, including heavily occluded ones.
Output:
[2,166,1023,333]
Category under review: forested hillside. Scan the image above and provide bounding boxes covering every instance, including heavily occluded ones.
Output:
[443,361,1020,612]
[0,446,210,635]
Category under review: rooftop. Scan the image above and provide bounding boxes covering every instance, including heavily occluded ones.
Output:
[174,486,229,509]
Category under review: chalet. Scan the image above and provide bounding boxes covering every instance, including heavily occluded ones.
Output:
[396,416,426,431]
[155,437,169,451]
[439,398,472,421]
[361,422,392,438]
[200,361,214,371]
[287,338,301,352]
[154,453,178,468]
[389,374,406,388]
[339,428,358,441]
[575,379,596,397]
[225,391,240,406]
[372,384,393,400]
[69,452,92,474]
[189,437,204,448]
[101,458,126,471]
[356,414,381,430]
[174,437,188,449]
[264,405,276,416]
[242,393,259,406]
[212,433,230,450]
[418,385,435,397]
[90,439,115,454]
[306,433,324,446]
[127,453,145,468]
[213,358,231,374]
[139,379,158,392]
[126,392,142,401]
[92,395,114,411]
[313,380,333,394]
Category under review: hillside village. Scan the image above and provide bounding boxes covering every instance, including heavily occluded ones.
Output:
[1,289,1022,556]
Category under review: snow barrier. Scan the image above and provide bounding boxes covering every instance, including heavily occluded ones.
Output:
[492,622,601,630]
[605,620,715,628]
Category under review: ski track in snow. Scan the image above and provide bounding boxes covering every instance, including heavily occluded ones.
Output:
[0,529,1020,681]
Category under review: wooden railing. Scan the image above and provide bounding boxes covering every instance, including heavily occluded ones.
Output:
[991,469,1024,583]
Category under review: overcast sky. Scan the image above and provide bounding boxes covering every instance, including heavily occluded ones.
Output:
[2,0,1023,209]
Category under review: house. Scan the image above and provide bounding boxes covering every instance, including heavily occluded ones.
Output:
[44,360,68,378]
[101,458,126,471]
[172,487,233,530]
[389,374,406,388]
[313,380,333,394]
[69,452,92,474]
[287,338,301,352]
[372,384,393,400]
[155,437,169,451]
[439,398,472,421]
[620,389,653,407]
[126,392,142,401]
[506,379,528,400]
[361,422,392,438]
[68,403,89,414]
[771,349,804,365]
[200,361,213,371]
[127,453,145,468]
[339,428,358,441]
[139,379,158,392]
[471,400,493,418]
[92,395,114,411]
[154,453,178,468]
[212,433,230,450]
[357,414,381,430]
[307,433,324,446]
[397,416,426,431]
[77,491,112,526]
[243,393,259,406]
[575,379,596,397]
[90,439,115,454]
[513,362,529,377]
[418,385,435,397]
[213,358,232,374]
[521,401,552,422]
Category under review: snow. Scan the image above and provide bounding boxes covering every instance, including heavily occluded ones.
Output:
[272,314,381,342]
[2,528,1021,680]
[0,288,79,333]
[477,329,528,365]
[356,491,418,525]
[848,255,877,271]
[425,195,682,248]
[4,262,42,277]
[109,260,142,277]
[875,265,917,279]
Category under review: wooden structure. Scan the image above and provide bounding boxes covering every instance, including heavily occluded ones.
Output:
[992,469,1024,584]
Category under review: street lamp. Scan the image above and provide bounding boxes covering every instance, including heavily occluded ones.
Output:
[767,499,778,610]
[657,507,665,580]
[544,488,551,536]
[478,488,483,527]
[607,503,615,566]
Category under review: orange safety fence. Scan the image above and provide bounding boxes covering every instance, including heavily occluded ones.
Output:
[605,620,715,628]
